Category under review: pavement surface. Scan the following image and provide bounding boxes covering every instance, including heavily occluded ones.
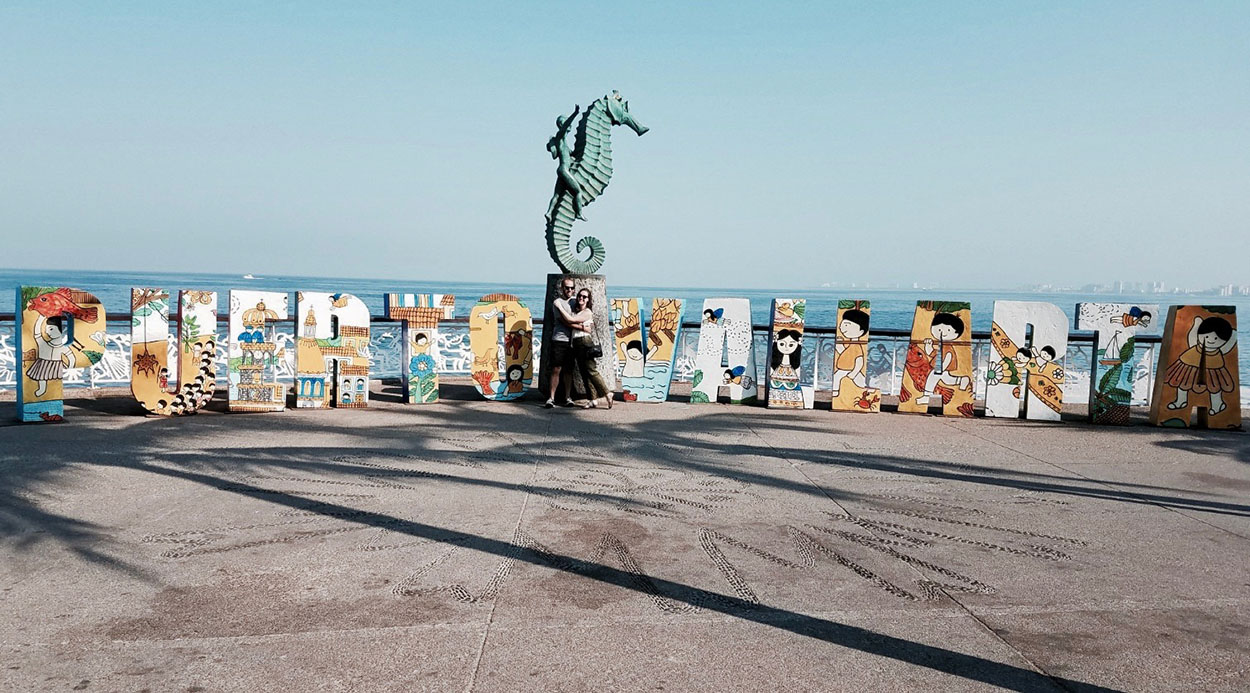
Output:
[2,381,1249,692]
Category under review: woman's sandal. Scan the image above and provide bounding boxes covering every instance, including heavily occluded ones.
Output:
[582,400,597,409]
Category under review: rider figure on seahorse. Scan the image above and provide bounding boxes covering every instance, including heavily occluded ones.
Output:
[543,90,649,275]
[546,104,586,223]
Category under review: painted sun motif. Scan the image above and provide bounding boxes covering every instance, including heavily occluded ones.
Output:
[133,350,160,377]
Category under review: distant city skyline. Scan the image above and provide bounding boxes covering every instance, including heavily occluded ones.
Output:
[1,2,1247,289]
[3,264,1246,299]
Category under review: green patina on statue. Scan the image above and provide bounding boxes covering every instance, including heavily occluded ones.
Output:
[544,90,648,274]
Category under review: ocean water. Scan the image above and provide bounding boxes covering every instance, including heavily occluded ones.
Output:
[7,267,1247,331]
[3,267,1248,383]
[620,361,678,402]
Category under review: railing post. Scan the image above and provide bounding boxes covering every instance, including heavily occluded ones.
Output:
[1089,339,1098,404]
[1143,345,1156,408]
[813,336,821,390]
[890,336,898,396]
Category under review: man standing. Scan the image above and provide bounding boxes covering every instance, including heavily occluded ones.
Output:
[544,278,584,407]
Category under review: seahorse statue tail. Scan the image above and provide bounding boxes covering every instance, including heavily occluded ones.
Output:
[546,200,606,274]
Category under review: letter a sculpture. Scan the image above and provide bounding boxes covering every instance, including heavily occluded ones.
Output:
[544,90,648,274]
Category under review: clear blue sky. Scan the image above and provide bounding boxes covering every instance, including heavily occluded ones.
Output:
[1,1,1247,289]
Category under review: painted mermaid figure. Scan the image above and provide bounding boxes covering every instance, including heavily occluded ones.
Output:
[1163,316,1237,415]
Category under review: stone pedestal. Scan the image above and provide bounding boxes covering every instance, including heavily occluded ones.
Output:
[539,273,616,400]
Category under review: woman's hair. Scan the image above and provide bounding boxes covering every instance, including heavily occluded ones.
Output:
[1198,317,1234,341]
[1040,346,1057,359]
[576,290,593,309]
[932,312,965,337]
[770,328,803,370]
[626,339,643,354]
[841,309,869,334]
[506,364,525,380]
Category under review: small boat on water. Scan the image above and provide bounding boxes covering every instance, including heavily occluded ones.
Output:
[243,274,257,280]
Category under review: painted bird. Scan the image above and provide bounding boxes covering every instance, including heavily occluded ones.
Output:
[27,288,97,323]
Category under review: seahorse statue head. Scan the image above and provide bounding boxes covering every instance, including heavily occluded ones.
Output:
[605,90,649,136]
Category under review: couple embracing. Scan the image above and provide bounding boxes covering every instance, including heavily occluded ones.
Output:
[544,278,613,409]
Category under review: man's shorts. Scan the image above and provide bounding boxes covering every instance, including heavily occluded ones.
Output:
[548,339,573,367]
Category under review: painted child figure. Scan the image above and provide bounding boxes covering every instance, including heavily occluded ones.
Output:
[1102,308,1152,366]
[505,364,526,394]
[1162,316,1237,416]
[767,328,804,407]
[831,309,869,397]
[26,315,72,397]
[995,347,1030,388]
[1032,345,1057,371]
[916,313,973,406]
[620,339,657,379]
[723,366,755,392]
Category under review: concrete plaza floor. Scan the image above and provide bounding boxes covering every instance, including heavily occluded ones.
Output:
[2,381,1248,692]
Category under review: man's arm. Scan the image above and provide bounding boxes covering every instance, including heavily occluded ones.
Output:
[553,299,578,327]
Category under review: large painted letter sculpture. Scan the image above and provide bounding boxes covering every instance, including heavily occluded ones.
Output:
[985,301,1068,421]
[295,291,371,409]
[130,288,217,415]
[1149,306,1240,430]
[15,286,107,422]
[609,297,685,403]
[897,301,974,417]
[469,294,533,401]
[385,293,454,404]
[228,291,288,412]
[766,298,812,409]
[690,299,757,404]
[1076,302,1160,425]
[831,300,880,413]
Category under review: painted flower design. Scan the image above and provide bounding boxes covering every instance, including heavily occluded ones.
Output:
[411,354,436,375]
[1052,367,1064,381]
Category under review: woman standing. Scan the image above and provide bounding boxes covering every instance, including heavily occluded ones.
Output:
[569,288,612,409]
